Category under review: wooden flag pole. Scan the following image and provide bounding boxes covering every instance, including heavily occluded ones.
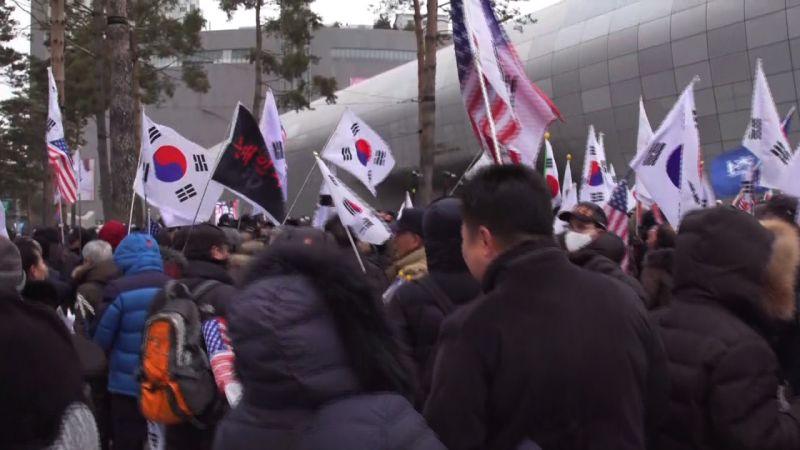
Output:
[282,159,317,225]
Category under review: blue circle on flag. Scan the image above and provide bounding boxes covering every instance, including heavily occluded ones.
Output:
[666,145,683,188]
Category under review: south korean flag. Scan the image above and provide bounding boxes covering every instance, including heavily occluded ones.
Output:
[134,113,224,226]
[321,109,395,196]
[316,155,391,245]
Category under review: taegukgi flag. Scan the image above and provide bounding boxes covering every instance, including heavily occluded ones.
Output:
[134,113,223,226]
[316,155,391,245]
[321,109,395,196]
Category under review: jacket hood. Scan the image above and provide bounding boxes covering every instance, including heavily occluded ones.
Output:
[231,239,412,409]
[159,245,188,268]
[113,234,163,275]
[423,198,468,273]
[673,208,799,329]
[184,259,233,284]
[579,232,627,264]
[73,260,119,285]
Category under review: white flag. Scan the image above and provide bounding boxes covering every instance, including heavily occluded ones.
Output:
[0,201,8,238]
[259,89,288,201]
[134,113,223,227]
[579,125,610,205]
[316,156,391,245]
[311,179,335,230]
[321,109,395,196]
[743,59,793,190]
[631,79,703,226]
[554,157,577,234]
[633,98,655,207]
[543,139,561,208]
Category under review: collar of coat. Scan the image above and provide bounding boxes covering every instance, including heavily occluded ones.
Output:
[481,238,562,293]
[387,246,427,279]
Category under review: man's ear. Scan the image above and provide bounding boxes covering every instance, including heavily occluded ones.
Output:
[478,226,494,256]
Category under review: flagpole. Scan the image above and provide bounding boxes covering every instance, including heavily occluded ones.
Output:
[463,0,503,165]
[128,130,145,233]
[449,150,485,195]
[282,159,318,225]
[57,198,66,244]
[344,224,367,274]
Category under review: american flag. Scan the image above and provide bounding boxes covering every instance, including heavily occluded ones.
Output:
[202,318,238,401]
[451,0,560,166]
[452,0,521,162]
[605,179,631,271]
[732,166,757,215]
[48,138,78,204]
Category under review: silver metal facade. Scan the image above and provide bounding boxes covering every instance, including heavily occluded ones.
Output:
[279,0,800,213]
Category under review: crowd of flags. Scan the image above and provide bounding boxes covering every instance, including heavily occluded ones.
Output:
[36,0,800,277]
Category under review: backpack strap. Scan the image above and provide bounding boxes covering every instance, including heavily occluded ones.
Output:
[413,276,455,316]
[192,280,223,319]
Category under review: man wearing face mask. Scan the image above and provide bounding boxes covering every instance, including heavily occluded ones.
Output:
[557,202,648,304]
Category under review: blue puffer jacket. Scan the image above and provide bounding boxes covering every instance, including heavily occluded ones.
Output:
[93,233,168,397]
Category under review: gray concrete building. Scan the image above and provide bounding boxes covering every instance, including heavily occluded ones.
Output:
[278,0,800,214]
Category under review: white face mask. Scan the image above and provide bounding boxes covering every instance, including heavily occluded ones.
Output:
[565,230,593,252]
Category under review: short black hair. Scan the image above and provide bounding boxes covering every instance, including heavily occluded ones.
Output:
[459,164,553,242]
[14,238,42,274]
[654,224,676,249]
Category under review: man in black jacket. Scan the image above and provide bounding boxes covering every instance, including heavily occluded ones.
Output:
[424,165,668,450]
[386,197,480,408]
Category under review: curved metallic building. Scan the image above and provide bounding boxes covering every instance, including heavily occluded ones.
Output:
[282,0,800,212]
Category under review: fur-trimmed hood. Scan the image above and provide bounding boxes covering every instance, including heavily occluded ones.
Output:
[230,235,412,410]
[673,208,799,331]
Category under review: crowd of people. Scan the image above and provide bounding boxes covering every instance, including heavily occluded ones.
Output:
[2,164,800,450]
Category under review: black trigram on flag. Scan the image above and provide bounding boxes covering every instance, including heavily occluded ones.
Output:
[142,163,151,183]
[272,141,285,160]
[771,141,791,165]
[749,118,762,141]
[342,147,353,161]
[350,123,360,136]
[148,126,162,144]
[374,150,386,166]
[175,184,197,203]
[357,217,374,234]
[590,192,605,203]
[47,118,57,132]
[545,158,553,169]
[193,154,208,172]
[589,145,596,156]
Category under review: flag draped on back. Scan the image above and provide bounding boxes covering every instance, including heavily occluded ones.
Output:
[451,0,560,166]
[742,59,792,190]
[316,156,391,245]
[605,179,631,271]
[259,89,289,201]
[631,80,703,227]
[134,114,223,226]
[212,104,286,224]
[321,109,395,196]
[46,67,78,204]
[580,125,610,205]
[544,139,561,208]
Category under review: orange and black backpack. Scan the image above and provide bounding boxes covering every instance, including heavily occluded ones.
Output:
[139,280,218,426]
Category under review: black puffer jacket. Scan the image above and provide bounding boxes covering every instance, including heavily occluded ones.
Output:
[213,234,445,450]
[567,232,648,305]
[387,198,481,408]
[653,209,800,450]
[640,248,674,310]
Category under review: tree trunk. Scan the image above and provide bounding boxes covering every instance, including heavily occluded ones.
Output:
[252,0,264,117]
[107,0,135,221]
[45,0,66,226]
[418,0,438,205]
[92,0,113,221]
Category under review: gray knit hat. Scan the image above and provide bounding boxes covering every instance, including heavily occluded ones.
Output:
[0,237,25,292]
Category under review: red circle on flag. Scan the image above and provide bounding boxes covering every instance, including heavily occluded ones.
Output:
[546,175,560,198]
[356,139,372,166]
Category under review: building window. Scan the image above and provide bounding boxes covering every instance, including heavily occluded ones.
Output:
[331,47,416,61]
[230,48,251,64]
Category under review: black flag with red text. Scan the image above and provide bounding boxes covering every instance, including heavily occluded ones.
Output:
[212,103,285,223]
